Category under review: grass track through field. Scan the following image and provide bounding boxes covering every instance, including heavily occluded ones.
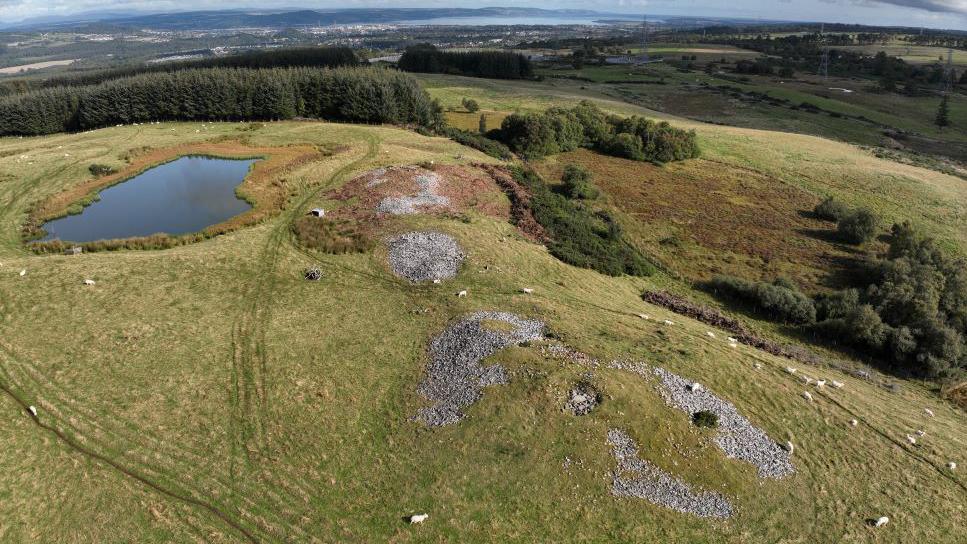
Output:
[0,130,382,543]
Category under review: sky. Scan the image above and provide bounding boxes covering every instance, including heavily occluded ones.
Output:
[0,0,965,29]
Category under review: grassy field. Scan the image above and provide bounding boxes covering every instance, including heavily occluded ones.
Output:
[0,115,965,542]
[521,61,967,163]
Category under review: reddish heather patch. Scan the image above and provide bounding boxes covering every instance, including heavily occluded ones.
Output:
[326,164,509,222]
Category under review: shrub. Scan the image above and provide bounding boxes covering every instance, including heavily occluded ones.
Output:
[561,165,598,199]
[692,410,719,428]
[837,208,878,244]
[511,167,654,277]
[462,98,480,113]
[88,163,116,177]
[440,127,512,160]
[813,196,849,221]
[815,288,860,321]
[708,275,816,324]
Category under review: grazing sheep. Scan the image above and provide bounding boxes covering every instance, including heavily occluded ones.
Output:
[874,516,889,528]
[816,380,826,388]
[948,461,957,470]
[706,331,716,338]
[915,430,925,437]
[663,319,675,325]
[19,269,26,277]
[831,380,844,389]
[409,514,428,524]
[783,440,794,454]
[83,279,96,286]
[688,382,703,393]
[802,376,814,385]
[28,405,37,417]
[457,290,467,297]
[753,363,762,369]
[924,408,935,417]
[727,337,737,343]
[802,391,813,402]
[432,279,441,284]
[729,342,738,348]
[521,288,534,294]
[849,419,858,427]
[786,367,797,374]
[637,314,650,320]
[906,435,917,445]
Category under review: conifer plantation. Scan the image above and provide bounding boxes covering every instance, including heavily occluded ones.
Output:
[0,66,442,135]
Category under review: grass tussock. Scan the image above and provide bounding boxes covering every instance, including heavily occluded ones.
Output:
[292,216,374,254]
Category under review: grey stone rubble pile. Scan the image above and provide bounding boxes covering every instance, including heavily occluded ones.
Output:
[377,170,449,215]
[387,231,465,283]
[365,167,388,187]
[564,382,600,416]
[608,429,734,519]
[651,367,795,479]
[413,311,544,427]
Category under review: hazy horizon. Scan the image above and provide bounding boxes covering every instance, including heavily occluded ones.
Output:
[0,1,965,30]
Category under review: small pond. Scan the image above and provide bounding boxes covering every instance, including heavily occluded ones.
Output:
[41,156,258,242]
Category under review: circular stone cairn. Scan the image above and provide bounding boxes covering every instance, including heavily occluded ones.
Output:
[387,231,465,283]
[565,382,600,415]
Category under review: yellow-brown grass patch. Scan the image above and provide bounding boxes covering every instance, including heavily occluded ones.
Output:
[535,149,882,291]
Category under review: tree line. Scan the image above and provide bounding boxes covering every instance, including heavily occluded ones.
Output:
[0,47,360,96]
[0,66,442,136]
[397,44,533,79]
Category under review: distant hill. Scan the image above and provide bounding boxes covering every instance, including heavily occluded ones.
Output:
[5,8,625,31]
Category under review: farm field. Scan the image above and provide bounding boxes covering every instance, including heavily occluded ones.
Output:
[1,110,966,543]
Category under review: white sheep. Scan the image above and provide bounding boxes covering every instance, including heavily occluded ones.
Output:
[727,337,738,343]
[754,363,762,369]
[948,461,957,470]
[432,279,441,284]
[783,440,794,454]
[802,376,814,385]
[706,331,716,338]
[924,408,935,417]
[729,342,738,348]
[663,319,675,325]
[637,314,650,320]
[802,391,813,402]
[915,430,925,437]
[849,419,858,427]
[874,516,889,528]
[688,382,703,393]
[409,513,428,524]
[28,405,37,417]
[831,380,844,389]
[457,290,467,297]
[521,288,534,294]
[786,367,797,374]
[19,269,26,277]
[906,435,917,445]
[84,279,96,286]
[816,380,826,388]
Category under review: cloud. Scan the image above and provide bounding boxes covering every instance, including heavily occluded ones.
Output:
[869,0,967,13]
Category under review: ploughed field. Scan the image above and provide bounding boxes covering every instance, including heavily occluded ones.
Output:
[0,120,964,543]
